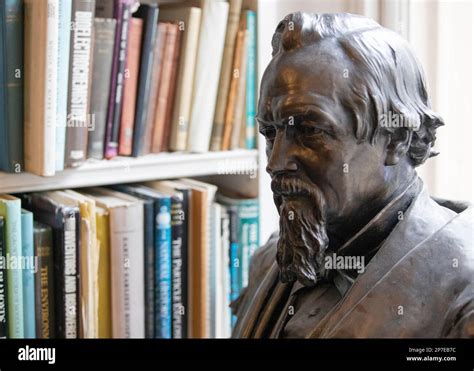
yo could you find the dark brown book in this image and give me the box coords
[151,23,181,153]
[88,18,117,159]
[118,17,143,156]
[34,221,55,338]
[141,22,167,155]
[65,0,96,168]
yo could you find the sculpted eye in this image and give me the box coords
[299,125,324,136]
[260,126,277,140]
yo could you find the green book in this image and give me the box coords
[21,209,35,338]
[0,194,24,338]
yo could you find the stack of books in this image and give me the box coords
[0,0,257,176]
[0,179,259,338]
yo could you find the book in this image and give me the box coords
[131,4,159,157]
[210,0,243,151]
[0,0,24,173]
[142,22,167,155]
[95,206,111,338]
[217,191,259,293]
[178,179,217,338]
[0,195,23,338]
[21,209,36,338]
[158,6,202,152]
[24,0,58,177]
[187,0,229,153]
[118,17,143,156]
[83,188,145,338]
[88,18,117,159]
[47,190,99,338]
[104,0,134,158]
[55,0,72,171]
[243,10,257,149]
[144,180,190,338]
[222,29,248,150]
[33,221,55,339]
[21,192,80,338]
[0,216,7,338]
[230,27,249,150]
[151,23,181,153]
[219,205,232,337]
[109,184,157,339]
[65,0,95,168]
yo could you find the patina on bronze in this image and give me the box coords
[232,12,473,338]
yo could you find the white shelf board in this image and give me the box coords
[0,150,258,193]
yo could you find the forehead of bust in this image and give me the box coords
[258,38,355,122]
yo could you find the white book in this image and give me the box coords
[187,0,229,152]
[44,0,58,176]
[24,0,58,176]
[220,206,232,338]
[84,188,145,339]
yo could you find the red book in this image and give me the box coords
[119,18,143,156]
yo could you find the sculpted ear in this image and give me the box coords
[384,129,413,166]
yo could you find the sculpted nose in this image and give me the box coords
[266,130,298,176]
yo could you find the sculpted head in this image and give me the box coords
[257,13,444,286]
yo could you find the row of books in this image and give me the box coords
[0,179,259,338]
[0,0,257,176]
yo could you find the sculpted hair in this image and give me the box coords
[271,12,444,166]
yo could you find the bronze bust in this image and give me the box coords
[232,12,473,338]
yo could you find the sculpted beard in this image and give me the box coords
[272,176,329,287]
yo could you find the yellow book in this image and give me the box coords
[95,206,111,338]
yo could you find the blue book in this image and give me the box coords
[0,195,24,338]
[21,209,35,338]
[0,0,24,173]
[155,196,172,338]
[55,0,72,171]
[244,10,257,149]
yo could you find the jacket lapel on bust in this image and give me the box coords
[308,184,458,338]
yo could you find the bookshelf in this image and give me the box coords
[0,0,268,340]
[0,150,258,193]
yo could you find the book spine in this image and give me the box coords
[220,206,232,337]
[34,222,55,339]
[227,205,239,327]
[88,18,117,159]
[245,11,257,149]
[170,195,184,338]
[44,0,59,176]
[105,0,132,159]
[0,198,23,338]
[55,0,72,171]
[21,210,36,338]
[155,197,172,338]
[0,0,24,173]
[187,0,229,153]
[118,17,143,156]
[143,23,167,155]
[236,201,259,289]
[210,0,242,151]
[178,188,189,338]
[0,217,7,338]
[110,203,145,338]
[65,0,95,168]
[95,210,111,338]
[57,208,79,338]
[131,4,159,157]
[160,24,181,152]
[151,23,172,153]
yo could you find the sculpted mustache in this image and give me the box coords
[271,177,314,196]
